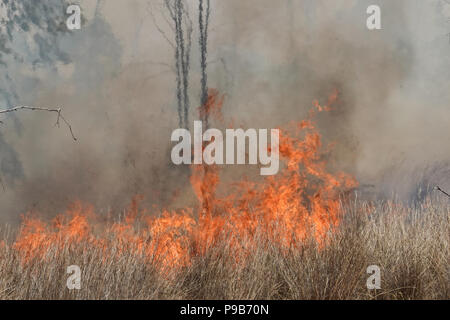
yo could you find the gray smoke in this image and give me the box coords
[1,0,450,225]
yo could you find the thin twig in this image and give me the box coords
[148,2,176,49]
[434,186,450,198]
[0,106,77,140]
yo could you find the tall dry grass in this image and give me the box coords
[0,198,448,300]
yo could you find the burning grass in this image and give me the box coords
[8,94,357,271]
[0,92,448,299]
[0,198,448,300]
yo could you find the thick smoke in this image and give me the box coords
[208,0,450,201]
[1,0,449,225]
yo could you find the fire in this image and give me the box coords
[12,90,357,270]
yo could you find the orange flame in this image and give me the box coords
[12,90,357,271]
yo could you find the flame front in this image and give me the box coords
[13,91,357,271]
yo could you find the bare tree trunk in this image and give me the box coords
[173,1,184,127]
[198,0,210,129]
[165,0,192,129]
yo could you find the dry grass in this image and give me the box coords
[0,198,448,300]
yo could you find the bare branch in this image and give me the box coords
[140,60,175,72]
[147,2,176,49]
[0,106,77,141]
[164,0,176,20]
[156,1,176,32]
[435,186,450,198]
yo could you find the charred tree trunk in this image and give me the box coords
[198,0,210,129]
[165,0,192,129]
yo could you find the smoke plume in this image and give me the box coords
[1,0,450,224]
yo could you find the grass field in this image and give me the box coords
[0,197,448,300]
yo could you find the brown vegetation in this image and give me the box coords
[0,198,448,300]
